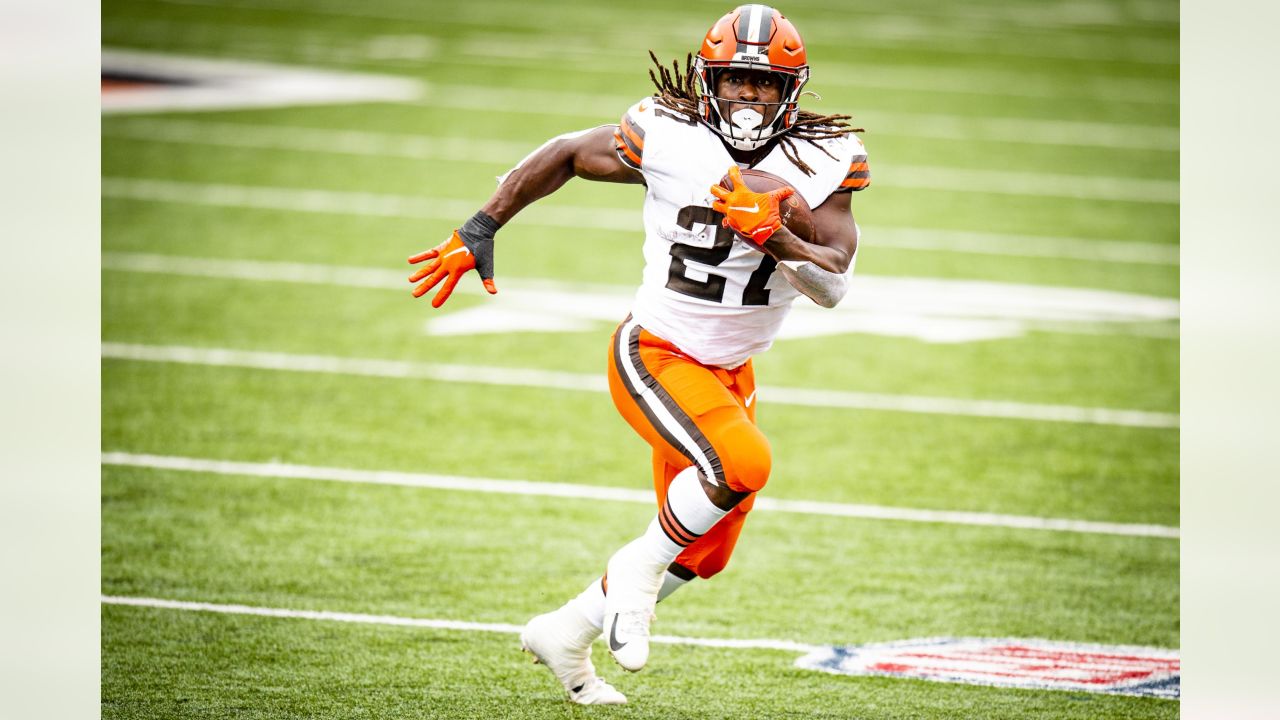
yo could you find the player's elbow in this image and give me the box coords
[811,284,847,308]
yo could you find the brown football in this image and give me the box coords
[719,168,816,242]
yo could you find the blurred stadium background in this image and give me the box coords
[101,0,1179,717]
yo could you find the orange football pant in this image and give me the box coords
[607,317,771,579]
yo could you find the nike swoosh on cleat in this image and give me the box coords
[608,616,628,652]
[571,683,584,694]
[729,204,760,213]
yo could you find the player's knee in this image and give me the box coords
[719,423,771,493]
[694,554,731,579]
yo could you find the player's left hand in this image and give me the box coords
[408,230,497,308]
[710,165,795,246]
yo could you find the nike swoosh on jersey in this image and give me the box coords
[443,246,471,259]
[608,615,629,651]
[730,204,760,213]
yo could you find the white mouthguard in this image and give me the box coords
[731,108,764,131]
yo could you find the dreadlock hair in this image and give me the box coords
[647,52,864,176]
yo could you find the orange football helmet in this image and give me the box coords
[694,4,809,151]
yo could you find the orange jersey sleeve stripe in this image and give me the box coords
[614,114,645,169]
[621,115,646,150]
[614,128,643,169]
[840,154,871,190]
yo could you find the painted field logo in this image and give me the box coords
[796,638,1179,699]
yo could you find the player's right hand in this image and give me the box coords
[710,166,795,246]
[408,230,498,309]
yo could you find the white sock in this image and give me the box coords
[650,465,729,554]
[657,569,692,602]
[568,577,607,632]
[575,569,690,631]
[606,467,728,606]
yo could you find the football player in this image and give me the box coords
[408,4,869,706]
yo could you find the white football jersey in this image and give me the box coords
[613,97,869,368]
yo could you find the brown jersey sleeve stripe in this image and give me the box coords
[618,127,643,161]
[622,114,646,144]
[615,115,645,169]
[614,127,642,170]
[839,154,870,190]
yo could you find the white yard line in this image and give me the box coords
[101,49,422,114]
[99,141,1177,263]
[869,228,1176,266]
[102,178,1176,254]
[104,110,1178,160]
[104,118,534,164]
[100,594,823,652]
[101,252,1179,343]
[102,27,1177,106]
[403,71,1177,121]
[102,177,635,232]
[147,0,1180,68]
[100,342,1179,429]
[107,107,1177,175]
[99,452,1179,538]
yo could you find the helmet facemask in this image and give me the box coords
[694,58,809,152]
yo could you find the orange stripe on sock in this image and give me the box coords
[660,504,698,546]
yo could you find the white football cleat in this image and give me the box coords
[566,676,627,706]
[604,608,656,672]
[521,607,627,706]
[603,539,666,671]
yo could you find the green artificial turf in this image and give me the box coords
[102,0,1179,715]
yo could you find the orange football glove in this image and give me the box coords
[709,165,796,246]
[408,230,498,308]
